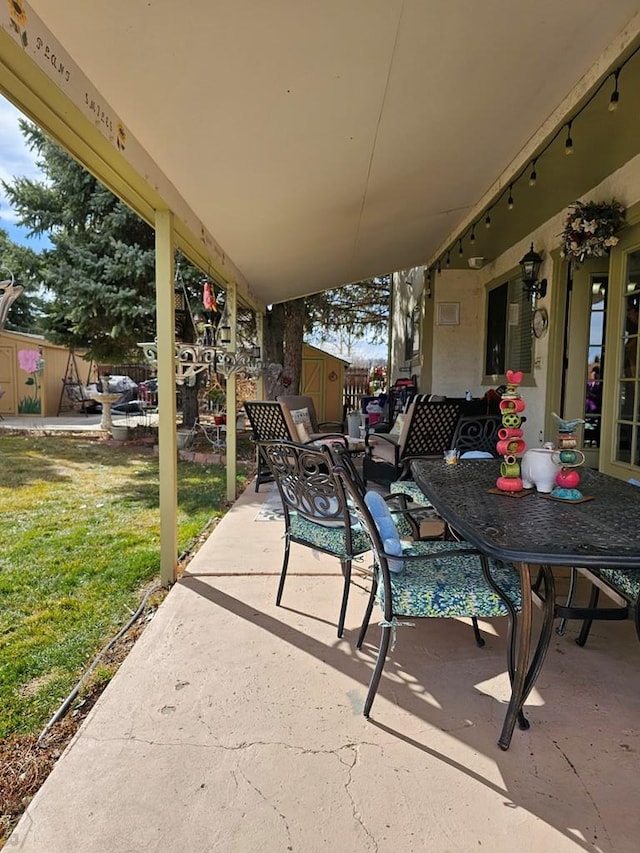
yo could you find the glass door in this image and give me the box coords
[563,260,609,469]
[614,250,640,468]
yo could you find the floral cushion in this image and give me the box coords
[376,540,522,618]
[390,480,432,507]
[596,568,640,603]
[289,512,370,556]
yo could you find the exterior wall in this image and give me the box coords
[0,330,92,417]
[430,269,484,397]
[390,152,640,453]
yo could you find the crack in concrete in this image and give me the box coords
[234,767,294,851]
[337,743,380,852]
[551,739,612,849]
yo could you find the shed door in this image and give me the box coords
[301,358,324,422]
[0,346,16,414]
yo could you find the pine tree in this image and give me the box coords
[0,229,44,332]
[2,121,159,362]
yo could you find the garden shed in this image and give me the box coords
[301,343,349,425]
[0,329,91,417]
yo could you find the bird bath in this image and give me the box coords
[89,377,122,432]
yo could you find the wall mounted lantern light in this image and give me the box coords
[519,243,547,301]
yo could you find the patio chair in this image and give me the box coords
[244,400,347,492]
[277,394,345,437]
[331,455,524,720]
[363,398,461,486]
[258,439,436,637]
[257,439,373,638]
[553,480,640,645]
[450,414,502,458]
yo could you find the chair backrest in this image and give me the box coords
[277,395,319,432]
[399,399,462,459]
[259,439,352,528]
[451,414,502,458]
[243,400,296,443]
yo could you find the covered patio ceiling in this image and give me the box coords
[25,2,640,305]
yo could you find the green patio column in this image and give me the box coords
[155,209,179,586]
[225,282,237,503]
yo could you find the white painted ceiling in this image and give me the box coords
[27,1,640,306]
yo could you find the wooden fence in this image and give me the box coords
[343,367,370,413]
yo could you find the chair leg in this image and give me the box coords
[471,616,486,647]
[275,536,291,607]
[337,559,352,638]
[357,569,378,649]
[576,584,600,647]
[556,567,578,636]
[481,554,530,731]
[363,624,392,718]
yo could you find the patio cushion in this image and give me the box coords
[596,568,640,602]
[290,407,313,442]
[366,434,400,465]
[387,413,406,439]
[377,540,522,618]
[365,490,403,572]
[390,480,431,507]
[289,512,370,555]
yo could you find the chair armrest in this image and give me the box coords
[370,420,393,434]
[306,433,347,447]
[365,432,401,465]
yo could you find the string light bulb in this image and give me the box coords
[529,159,537,187]
[609,69,620,112]
[565,121,574,155]
[437,260,442,275]
[458,239,463,257]
[484,212,491,229]
[446,250,451,267]
[470,225,476,245]
[507,184,514,210]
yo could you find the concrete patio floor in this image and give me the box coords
[7,476,640,852]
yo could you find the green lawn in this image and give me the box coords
[0,434,251,738]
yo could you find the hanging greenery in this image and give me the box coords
[560,199,626,262]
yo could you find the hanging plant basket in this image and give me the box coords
[560,199,625,263]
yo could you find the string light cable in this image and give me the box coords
[433,42,638,272]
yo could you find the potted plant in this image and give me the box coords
[208,388,226,424]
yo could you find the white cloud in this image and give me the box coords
[0,96,45,229]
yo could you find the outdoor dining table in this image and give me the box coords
[410,457,640,750]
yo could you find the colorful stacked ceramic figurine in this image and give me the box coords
[550,413,586,501]
[496,370,527,491]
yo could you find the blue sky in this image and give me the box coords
[0,96,51,250]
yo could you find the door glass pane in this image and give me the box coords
[614,249,640,466]
[584,276,607,448]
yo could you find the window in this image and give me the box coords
[614,249,640,467]
[484,277,533,378]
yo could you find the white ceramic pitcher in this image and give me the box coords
[520,445,560,493]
